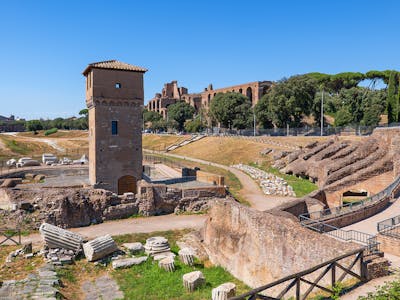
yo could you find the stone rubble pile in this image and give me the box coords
[232,164,296,197]
[41,247,75,265]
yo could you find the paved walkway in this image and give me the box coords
[145,150,295,211]
[22,214,207,245]
[341,199,400,235]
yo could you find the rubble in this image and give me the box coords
[83,234,118,262]
[232,164,296,197]
[182,270,205,292]
[178,248,195,266]
[159,256,175,272]
[144,236,170,255]
[111,256,147,269]
[39,223,83,253]
[212,282,236,300]
[122,242,144,254]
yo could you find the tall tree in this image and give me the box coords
[167,101,195,131]
[210,92,252,129]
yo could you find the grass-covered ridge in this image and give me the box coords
[249,162,318,197]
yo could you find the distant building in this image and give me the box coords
[146,80,274,119]
[0,115,25,132]
[83,60,147,194]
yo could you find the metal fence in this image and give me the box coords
[299,176,400,221]
[377,215,400,232]
[207,123,400,137]
[301,216,379,254]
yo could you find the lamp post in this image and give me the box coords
[320,90,324,136]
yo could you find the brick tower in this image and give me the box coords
[83,60,147,194]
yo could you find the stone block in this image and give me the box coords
[178,248,194,266]
[159,256,175,272]
[112,256,147,269]
[212,282,236,300]
[122,242,144,254]
[83,234,118,262]
[182,271,205,292]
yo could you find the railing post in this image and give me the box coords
[296,277,301,300]
[331,262,336,288]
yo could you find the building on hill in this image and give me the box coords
[146,80,274,120]
[83,59,147,194]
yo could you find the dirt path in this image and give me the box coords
[340,274,397,299]
[145,150,295,211]
[23,214,207,245]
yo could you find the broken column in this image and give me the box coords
[178,248,194,266]
[39,223,83,253]
[158,256,175,272]
[144,236,170,255]
[182,271,205,292]
[212,282,236,300]
[83,234,118,262]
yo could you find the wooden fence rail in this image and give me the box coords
[0,228,21,245]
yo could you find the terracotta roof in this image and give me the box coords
[82,60,147,75]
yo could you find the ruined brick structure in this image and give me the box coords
[83,60,147,194]
[147,80,273,119]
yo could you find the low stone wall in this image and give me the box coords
[320,196,391,229]
[377,233,400,256]
[196,170,224,186]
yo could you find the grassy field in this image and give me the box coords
[171,137,269,166]
[0,134,56,158]
[18,130,88,139]
[143,134,189,151]
[57,230,248,300]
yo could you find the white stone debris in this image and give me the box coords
[178,248,195,266]
[83,234,118,262]
[212,282,236,300]
[122,242,144,254]
[153,252,176,261]
[39,223,83,253]
[158,256,175,272]
[112,256,148,269]
[232,164,296,197]
[182,270,205,292]
[144,236,170,255]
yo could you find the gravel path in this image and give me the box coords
[23,214,207,245]
[145,150,296,211]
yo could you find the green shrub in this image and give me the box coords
[44,128,58,136]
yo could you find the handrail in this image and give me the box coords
[300,215,378,254]
[299,176,400,222]
[229,247,366,300]
[377,215,400,232]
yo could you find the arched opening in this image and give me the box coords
[246,87,253,103]
[208,94,211,106]
[118,175,137,195]
[239,88,243,94]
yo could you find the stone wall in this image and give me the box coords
[196,170,225,186]
[201,200,358,292]
[377,233,400,256]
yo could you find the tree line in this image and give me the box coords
[144,70,399,132]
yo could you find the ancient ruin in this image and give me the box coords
[84,60,147,194]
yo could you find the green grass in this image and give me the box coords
[1,138,30,155]
[111,230,249,300]
[44,127,58,136]
[249,162,318,197]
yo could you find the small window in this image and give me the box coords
[111,121,118,135]
[115,83,121,89]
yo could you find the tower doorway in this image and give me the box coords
[118,175,137,195]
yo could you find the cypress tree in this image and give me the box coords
[387,71,398,123]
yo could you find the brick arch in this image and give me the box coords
[246,87,253,103]
[118,175,137,195]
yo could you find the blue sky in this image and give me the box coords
[0,0,399,119]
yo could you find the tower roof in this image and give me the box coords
[82,60,147,75]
